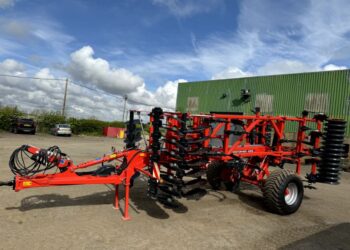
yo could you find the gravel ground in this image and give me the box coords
[0,132,349,250]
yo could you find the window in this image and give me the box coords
[304,93,329,113]
[255,94,274,113]
[187,97,199,112]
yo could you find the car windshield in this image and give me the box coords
[59,124,70,128]
[18,118,33,123]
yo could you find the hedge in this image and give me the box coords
[0,106,125,135]
[0,106,23,131]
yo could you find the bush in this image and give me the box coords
[35,111,66,133]
[0,106,126,136]
[68,118,126,135]
[0,106,23,131]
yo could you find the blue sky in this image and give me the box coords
[0,0,239,85]
[0,0,349,120]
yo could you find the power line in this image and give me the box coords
[0,73,116,97]
[67,81,157,111]
[69,80,123,99]
[68,80,102,92]
[1,73,131,102]
[0,73,123,100]
[0,73,157,110]
[0,73,66,81]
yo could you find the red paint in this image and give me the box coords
[103,127,125,138]
[9,110,326,220]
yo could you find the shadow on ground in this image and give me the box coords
[129,186,188,219]
[6,191,114,211]
[5,185,189,220]
[280,223,350,250]
[5,182,275,219]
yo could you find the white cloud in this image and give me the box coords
[126,31,262,83]
[129,0,349,81]
[0,0,14,9]
[118,79,184,110]
[213,61,347,80]
[0,37,25,58]
[236,0,350,74]
[257,60,319,76]
[1,1,350,120]
[322,64,347,71]
[212,67,251,80]
[152,0,224,18]
[154,79,186,108]
[67,46,182,111]
[0,20,30,38]
[0,59,126,120]
[0,44,183,120]
[0,58,24,73]
[68,46,144,95]
[0,16,74,64]
[32,21,74,50]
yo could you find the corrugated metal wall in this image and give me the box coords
[176,70,350,134]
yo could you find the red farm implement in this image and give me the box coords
[0,107,347,219]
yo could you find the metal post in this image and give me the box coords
[62,78,69,116]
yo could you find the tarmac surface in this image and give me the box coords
[0,132,349,249]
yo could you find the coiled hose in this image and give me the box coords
[9,145,64,177]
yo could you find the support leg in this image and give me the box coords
[296,158,301,175]
[113,184,119,210]
[122,180,131,220]
[311,162,317,175]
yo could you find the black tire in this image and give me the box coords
[262,169,304,215]
[206,161,223,190]
[224,179,240,193]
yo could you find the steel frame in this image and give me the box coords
[159,110,324,187]
[4,109,328,220]
[14,145,152,220]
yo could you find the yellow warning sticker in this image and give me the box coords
[110,154,117,159]
[23,181,32,187]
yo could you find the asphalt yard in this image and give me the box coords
[0,132,349,249]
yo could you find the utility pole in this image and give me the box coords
[122,94,128,122]
[62,78,68,116]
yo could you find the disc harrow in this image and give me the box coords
[1,107,348,219]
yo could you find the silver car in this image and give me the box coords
[52,124,72,136]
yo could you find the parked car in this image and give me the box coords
[10,118,36,134]
[51,124,72,136]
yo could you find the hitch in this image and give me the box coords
[0,180,14,187]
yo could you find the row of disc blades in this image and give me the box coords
[156,113,208,207]
[319,119,346,184]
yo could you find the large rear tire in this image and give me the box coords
[262,169,304,215]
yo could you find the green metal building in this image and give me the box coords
[176,69,350,134]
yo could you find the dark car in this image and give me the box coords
[10,118,36,134]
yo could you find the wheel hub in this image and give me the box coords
[284,183,298,205]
